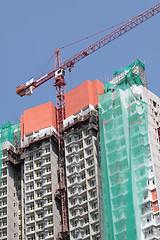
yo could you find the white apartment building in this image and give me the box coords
[63,104,103,240]
[0,140,22,240]
[21,126,61,240]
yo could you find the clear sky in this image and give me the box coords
[0,0,160,125]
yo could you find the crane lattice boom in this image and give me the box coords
[16,3,160,97]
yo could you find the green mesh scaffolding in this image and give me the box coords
[99,66,150,240]
[0,122,21,184]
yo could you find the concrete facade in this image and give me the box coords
[63,104,103,240]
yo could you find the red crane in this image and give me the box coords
[16,3,160,240]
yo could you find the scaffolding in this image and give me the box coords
[99,62,150,240]
[0,122,21,183]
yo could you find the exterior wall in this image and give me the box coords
[63,104,103,240]
[65,79,104,118]
[21,102,57,139]
[108,66,160,240]
[0,145,21,240]
[22,127,61,240]
[140,86,160,240]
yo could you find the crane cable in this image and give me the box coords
[59,14,141,50]
[34,12,144,79]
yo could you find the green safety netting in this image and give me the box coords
[0,122,21,184]
[99,67,150,240]
[113,59,145,76]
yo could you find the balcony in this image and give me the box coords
[44,219,53,229]
[26,175,34,183]
[25,166,34,173]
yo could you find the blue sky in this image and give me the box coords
[0,0,160,125]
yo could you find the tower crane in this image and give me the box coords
[16,3,160,240]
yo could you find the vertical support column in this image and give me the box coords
[54,75,69,239]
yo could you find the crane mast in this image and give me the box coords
[16,3,160,240]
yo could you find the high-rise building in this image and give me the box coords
[21,102,61,240]
[0,61,159,240]
[99,60,160,240]
[0,122,21,240]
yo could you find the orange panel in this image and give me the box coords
[65,79,104,118]
[21,79,104,139]
[21,102,57,139]
[153,201,159,213]
[152,189,158,201]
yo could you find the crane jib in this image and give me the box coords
[16,3,160,97]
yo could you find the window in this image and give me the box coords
[29,154,33,160]
[2,220,7,226]
[85,226,89,235]
[93,224,99,232]
[37,181,41,187]
[46,157,50,162]
[30,164,33,170]
[47,196,52,203]
[87,149,92,156]
[30,204,34,210]
[69,167,74,173]
[38,212,43,218]
[81,173,85,180]
[2,161,7,167]
[91,202,97,209]
[80,152,84,159]
[2,150,7,157]
[86,138,91,145]
[31,225,35,231]
[37,202,42,208]
[39,234,43,240]
[37,192,42,198]
[47,187,51,193]
[36,151,41,158]
[48,230,53,235]
[82,184,86,191]
[2,170,7,176]
[153,101,156,108]
[78,132,82,139]
[46,167,51,172]
[83,195,87,201]
[84,216,89,224]
[38,223,43,229]
[36,171,41,177]
[84,129,89,136]
[45,147,50,153]
[70,187,75,194]
[71,199,76,205]
[48,219,53,225]
[67,136,72,143]
[36,162,41,168]
[80,162,85,169]
[90,180,95,187]
[68,146,72,153]
[47,207,52,214]
[79,142,83,149]
[69,177,75,184]
[68,156,73,163]
[29,174,33,180]
[72,220,77,227]
[47,177,51,182]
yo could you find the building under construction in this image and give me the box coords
[0,60,160,240]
